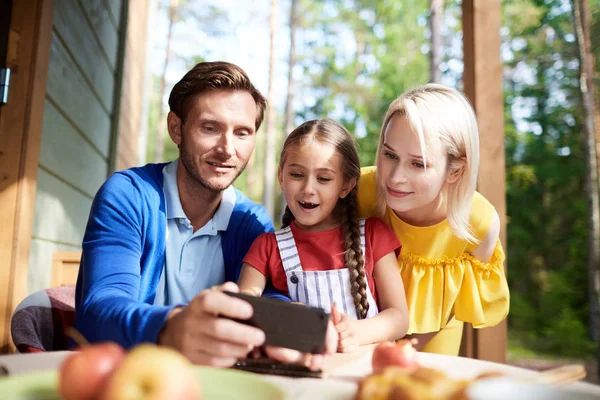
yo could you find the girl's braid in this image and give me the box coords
[340,189,369,319]
[281,206,295,228]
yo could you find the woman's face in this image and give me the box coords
[377,115,450,224]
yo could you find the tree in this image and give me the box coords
[263,0,279,219]
[429,0,444,83]
[573,0,600,377]
[279,0,299,222]
[154,0,179,163]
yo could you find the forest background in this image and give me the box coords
[143,0,600,382]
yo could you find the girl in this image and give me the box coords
[238,119,409,352]
[357,84,510,355]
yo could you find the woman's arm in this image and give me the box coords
[406,212,502,349]
[237,262,267,297]
[471,210,501,263]
[337,251,409,352]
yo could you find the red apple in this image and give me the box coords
[99,344,202,400]
[372,339,420,373]
[58,342,126,400]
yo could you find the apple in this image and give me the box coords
[58,342,126,400]
[372,339,420,373]
[100,344,202,400]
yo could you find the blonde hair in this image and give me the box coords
[375,84,480,243]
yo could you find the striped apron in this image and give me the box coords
[274,218,379,320]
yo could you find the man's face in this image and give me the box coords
[168,90,258,192]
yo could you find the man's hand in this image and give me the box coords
[158,282,265,367]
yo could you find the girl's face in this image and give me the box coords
[278,139,354,232]
[377,115,451,224]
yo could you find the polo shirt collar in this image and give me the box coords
[162,159,236,231]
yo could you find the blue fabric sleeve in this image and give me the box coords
[75,173,171,348]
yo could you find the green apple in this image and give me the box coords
[100,344,202,400]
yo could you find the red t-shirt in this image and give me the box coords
[243,217,400,304]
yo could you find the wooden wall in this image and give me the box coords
[28,0,152,294]
[0,0,54,353]
[27,0,123,293]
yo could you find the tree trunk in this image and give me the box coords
[429,0,444,83]
[263,0,279,219]
[573,0,600,380]
[154,0,178,162]
[279,0,298,223]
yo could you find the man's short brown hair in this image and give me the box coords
[168,61,267,130]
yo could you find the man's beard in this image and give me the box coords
[179,140,247,193]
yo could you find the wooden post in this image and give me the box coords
[0,0,53,353]
[461,0,508,363]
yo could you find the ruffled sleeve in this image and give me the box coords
[400,240,509,334]
[455,240,509,329]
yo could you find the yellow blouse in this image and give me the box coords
[358,167,509,354]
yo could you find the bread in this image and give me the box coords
[355,366,500,400]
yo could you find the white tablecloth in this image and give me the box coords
[1,347,599,399]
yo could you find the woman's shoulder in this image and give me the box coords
[358,167,378,217]
[469,192,499,241]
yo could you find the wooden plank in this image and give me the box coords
[40,99,109,197]
[52,0,115,110]
[114,0,150,171]
[106,0,123,28]
[31,168,93,247]
[461,0,507,363]
[0,0,53,353]
[28,239,80,294]
[78,0,119,67]
[46,32,112,158]
[51,251,82,288]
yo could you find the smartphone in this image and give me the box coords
[223,291,330,354]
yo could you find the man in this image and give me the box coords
[75,61,332,368]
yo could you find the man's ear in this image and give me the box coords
[446,157,466,184]
[167,111,183,146]
[340,177,357,199]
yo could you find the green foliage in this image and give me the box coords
[294,0,429,167]
[503,0,595,357]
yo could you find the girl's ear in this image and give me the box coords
[446,157,466,184]
[167,111,183,146]
[277,166,284,189]
[340,178,357,199]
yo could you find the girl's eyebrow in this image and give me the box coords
[288,163,337,173]
[409,154,424,160]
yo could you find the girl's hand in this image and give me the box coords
[331,302,342,325]
[335,313,360,353]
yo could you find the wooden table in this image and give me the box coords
[1,347,600,399]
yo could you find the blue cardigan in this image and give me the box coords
[75,163,286,347]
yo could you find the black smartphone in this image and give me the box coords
[223,291,330,354]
